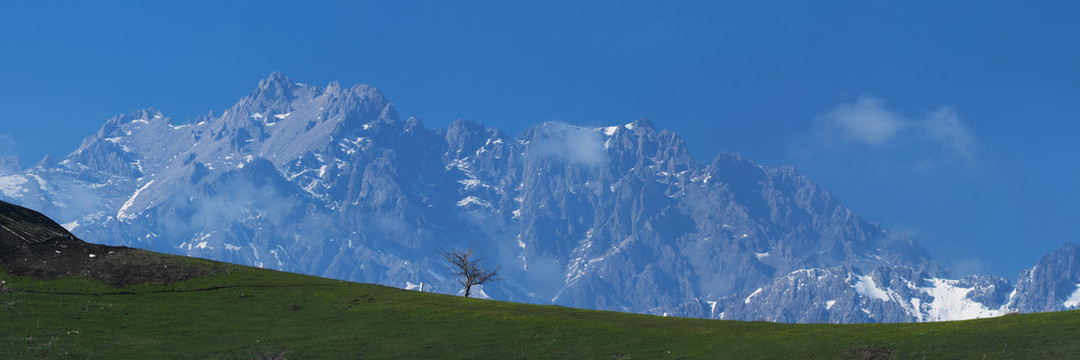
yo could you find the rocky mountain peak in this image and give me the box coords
[626,118,656,131]
[403,117,426,134]
[1010,242,1080,312]
[379,102,400,123]
[257,71,296,94]
[234,73,301,116]
[445,119,488,156]
[89,108,164,138]
[34,154,58,168]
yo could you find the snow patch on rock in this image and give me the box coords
[853,275,890,301]
[1063,283,1080,308]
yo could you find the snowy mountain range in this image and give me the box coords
[3,72,1079,323]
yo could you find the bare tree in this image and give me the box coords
[439,247,501,298]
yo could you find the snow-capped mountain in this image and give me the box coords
[1010,243,1080,313]
[2,72,1077,323]
[724,265,1013,323]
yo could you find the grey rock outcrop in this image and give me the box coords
[1009,242,1080,312]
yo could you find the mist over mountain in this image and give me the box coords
[2,73,1077,323]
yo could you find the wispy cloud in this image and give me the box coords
[922,107,976,163]
[808,96,979,167]
[820,96,908,145]
[526,122,605,165]
[0,133,15,155]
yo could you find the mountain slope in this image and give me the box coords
[0,73,1074,323]
[2,200,1079,359]
[7,262,1080,359]
[1010,243,1080,312]
[0,200,220,287]
[0,199,74,252]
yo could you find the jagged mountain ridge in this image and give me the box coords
[1,72,1077,322]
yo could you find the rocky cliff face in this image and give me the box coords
[1009,243,1080,313]
[726,265,1015,323]
[1,73,1076,322]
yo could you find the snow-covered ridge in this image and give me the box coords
[852,274,891,302]
[117,180,155,221]
[735,266,1017,323]
[1064,284,1080,308]
[919,278,1010,321]
[0,175,28,199]
[601,122,640,136]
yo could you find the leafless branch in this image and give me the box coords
[439,247,501,298]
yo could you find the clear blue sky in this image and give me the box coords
[1,1,1077,279]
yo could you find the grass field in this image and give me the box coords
[2,254,1078,359]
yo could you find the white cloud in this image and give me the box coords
[923,107,977,163]
[812,96,979,165]
[820,96,908,145]
[526,122,605,165]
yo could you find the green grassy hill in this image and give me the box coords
[1,199,1078,359]
[2,252,1079,359]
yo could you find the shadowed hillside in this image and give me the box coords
[0,200,75,252]
[0,200,219,287]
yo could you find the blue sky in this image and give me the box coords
[1,1,1077,278]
